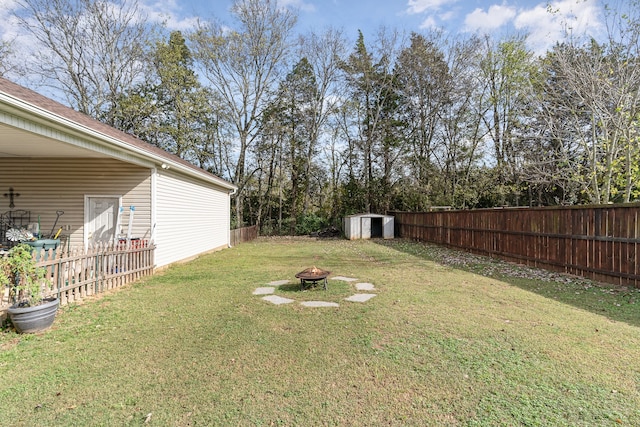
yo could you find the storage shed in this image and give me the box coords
[344,213,394,240]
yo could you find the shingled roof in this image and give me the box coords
[0,77,236,191]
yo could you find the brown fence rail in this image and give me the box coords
[392,205,640,288]
[2,241,155,309]
[230,225,258,247]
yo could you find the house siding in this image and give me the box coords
[1,77,237,272]
[155,169,230,267]
[0,158,151,248]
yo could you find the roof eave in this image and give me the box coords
[0,87,237,192]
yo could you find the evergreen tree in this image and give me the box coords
[111,31,216,168]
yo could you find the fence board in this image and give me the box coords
[230,225,258,247]
[1,242,155,309]
[392,204,640,288]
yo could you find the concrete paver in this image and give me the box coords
[345,293,377,303]
[262,295,295,305]
[332,276,358,282]
[253,287,275,295]
[255,275,378,307]
[300,301,340,307]
[355,282,375,291]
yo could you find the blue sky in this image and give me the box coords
[0,0,612,62]
[148,0,608,54]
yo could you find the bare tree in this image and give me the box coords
[477,35,537,206]
[296,28,347,212]
[534,1,640,204]
[395,31,451,206]
[249,26,346,233]
[0,40,14,77]
[190,0,297,226]
[437,35,490,208]
[15,0,152,123]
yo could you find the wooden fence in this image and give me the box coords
[1,241,155,309]
[392,204,640,288]
[230,225,258,246]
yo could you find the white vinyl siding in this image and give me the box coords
[0,158,151,248]
[1,78,236,270]
[155,169,230,267]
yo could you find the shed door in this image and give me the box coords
[361,217,371,239]
[86,196,121,246]
[371,217,383,237]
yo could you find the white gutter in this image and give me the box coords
[227,187,237,247]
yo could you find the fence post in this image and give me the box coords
[55,252,62,301]
[95,249,101,295]
[392,205,640,288]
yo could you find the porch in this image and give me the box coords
[1,77,236,270]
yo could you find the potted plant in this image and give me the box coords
[1,243,59,333]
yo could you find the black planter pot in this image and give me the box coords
[7,297,59,333]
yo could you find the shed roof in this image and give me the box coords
[345,213,394,219]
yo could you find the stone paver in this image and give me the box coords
[255,275,379,307]
[345,293,377,303]
[262,295,295,305]
[253,287,275,295]
[355,282,375,291]
[332,276,358,282]
[300,301,340,307]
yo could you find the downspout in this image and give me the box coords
[228,187,237,248]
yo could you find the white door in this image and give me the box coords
[86,196,121,246]
[361,217,371,239]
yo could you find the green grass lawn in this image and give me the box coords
[1,237,639,426]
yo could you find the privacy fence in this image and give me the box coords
[1,241,155,310]
[392,204,640,288]
[230,225,258,246]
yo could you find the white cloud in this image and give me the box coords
[0,0,19,14]
[279,0,316,13]
[141,0,214,31]
[464,4,516,32]
[457,0,603,55]
[439,10,456,22]
[515,0,603,54]
[419,15,438,29]
[406,0,456,15]
[139,0,316,31]
[0,0,40,75]
[0,0,21,42]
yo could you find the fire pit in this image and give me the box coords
[295,266,331,290]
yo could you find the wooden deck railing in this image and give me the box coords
[1,241,155,309]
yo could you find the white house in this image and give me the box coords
[344,213,394,240]
[0,77,236,268]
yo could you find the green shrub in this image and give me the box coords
[295,213,327,235]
